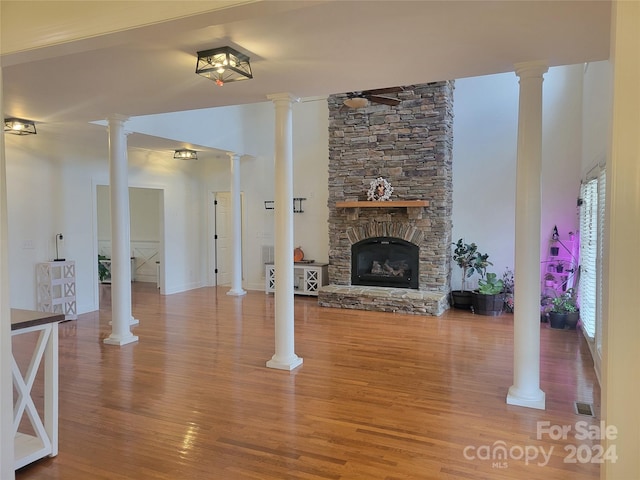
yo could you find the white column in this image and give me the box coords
[0,61,17,480]
[104,115,138,346]
[226,153,246,296]
[266,93,303,371]
[507,61,548,410]
[603,2,640,478]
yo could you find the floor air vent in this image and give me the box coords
[574,402,594,417]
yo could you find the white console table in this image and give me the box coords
[265,262,328,296]
[11,308,64,470]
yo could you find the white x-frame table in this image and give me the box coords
[11,309,64,470]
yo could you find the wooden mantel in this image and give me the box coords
[335,200,429,208]
[335,200,429,220]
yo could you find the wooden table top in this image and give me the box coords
[10,308,65,331]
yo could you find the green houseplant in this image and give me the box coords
[478,272,504,295]
[548,288,579,329]
[98,254,110,283]
[472,272,506,316]
[450,238,492,310]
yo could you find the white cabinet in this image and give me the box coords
[37,261,77,320]
[265,262,328,296]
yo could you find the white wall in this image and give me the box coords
[97,186,161,243]
[452,72,518,289]
[6,138,59,303]
[582,61,612,174]
[452,64,585,290]
[126,105,249,155]
[291,98,330,267]
[541,64,583,253]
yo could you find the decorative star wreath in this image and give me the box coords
[367,177,393,201]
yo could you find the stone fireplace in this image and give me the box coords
[317,81,454,316]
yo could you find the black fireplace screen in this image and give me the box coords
[351,237,419,289]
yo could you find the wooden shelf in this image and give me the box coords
[335,200,429,219]
[335,200,429,208]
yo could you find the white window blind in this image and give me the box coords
[579,178,598,338]
[596,168,606,354]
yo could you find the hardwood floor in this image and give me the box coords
[14,282,600,479]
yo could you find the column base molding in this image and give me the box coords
[266,354,303,371]
[227,288,247,296]
[506,386,546,410]
[103,334,139,346]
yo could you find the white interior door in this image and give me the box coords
[210,191,244,287]
[215,192,232,286]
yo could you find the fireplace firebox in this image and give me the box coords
[351,237,419,289]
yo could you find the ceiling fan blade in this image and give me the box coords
[363,86,403,96]
[368,95,401,106]
[344,97,369,108]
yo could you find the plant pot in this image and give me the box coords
[504,293,514,313]
[451,290,473,310]
[550,246,560,256]
[565,311,580,329]
[471,292,505,316]
[548,312,567,329]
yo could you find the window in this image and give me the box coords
[579,179,597,338]
[596,167,606,356]
[578,166,605,357]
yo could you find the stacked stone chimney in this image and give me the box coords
[319,81,454,315]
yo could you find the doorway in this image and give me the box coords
[96,186,164,304]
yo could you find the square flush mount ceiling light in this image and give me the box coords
[4,117,37,135]
[174,149,198,160]
[195,46,253,86]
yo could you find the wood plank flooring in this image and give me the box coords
[14,282,600,479]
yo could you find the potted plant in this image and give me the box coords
[564,288,580,329]
[472,272,505,316]
[548,288,579,329]
[502,268,514,313]
[450,238,491,310]
[540,293,553,323]
[98,254,110,283]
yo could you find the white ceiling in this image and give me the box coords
[1,1,611,151]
